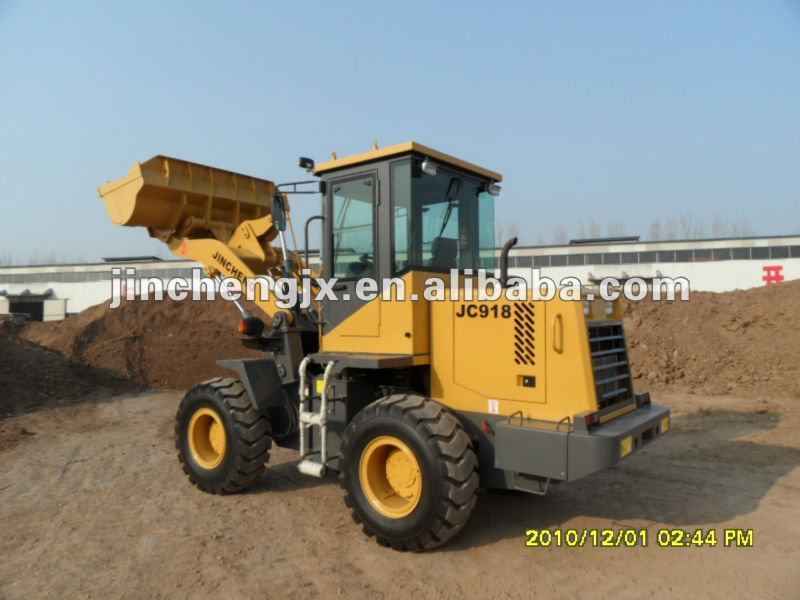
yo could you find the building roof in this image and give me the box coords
[0,258,194,271]
[102,256,162,263]
[507,233,800,253]
[314,141,503,182]
[569,236,641,246]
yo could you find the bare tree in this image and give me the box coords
[535,233,548,246]
[588,219,602,239]
[712,215,728,237]
[649,218,663,241]
[679,214,693,239]
[664,218,678,240]
[578,223,587,239]
[692,222,706,239]
[508,222,520,242]
[643,214,757,241]
[552,226,568,245]
[27,252,61,265]
[495,223,505,246]
[606,221,627,237]
[730,217,754,237]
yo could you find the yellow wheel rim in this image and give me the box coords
[188,407,227,470]
[359,436,423,519]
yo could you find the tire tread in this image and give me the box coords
[175,377,271,495]
[339,393,478,551]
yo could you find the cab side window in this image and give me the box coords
[331,176,375,278]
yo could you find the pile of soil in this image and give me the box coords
[4,280,799,411]
[0,322,138,418]
[624,279,800,398]
[19,298,263,392]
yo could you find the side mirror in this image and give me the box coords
[271,194,287,232]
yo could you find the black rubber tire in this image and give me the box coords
[175,377,271,494]
[339,394,478,551]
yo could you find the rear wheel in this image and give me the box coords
[175,377,271,494]
[339,394,478,551]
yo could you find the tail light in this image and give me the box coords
[635,391,651,407]
[238,317,265,337]
[583,412,599,428]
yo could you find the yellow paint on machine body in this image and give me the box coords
[322,279,623,422]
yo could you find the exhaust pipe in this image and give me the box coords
[499,236,518,285]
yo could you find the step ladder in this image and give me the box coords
[296,357,336,477]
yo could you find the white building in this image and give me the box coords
[1,235,798,321]
[0,257,200,320]
[505,234,800,293]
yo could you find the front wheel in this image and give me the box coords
[175,377,271,494]
[339,394,478,551]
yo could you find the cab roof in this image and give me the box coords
[314,141,502,182]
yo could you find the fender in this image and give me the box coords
[217,358,285,410]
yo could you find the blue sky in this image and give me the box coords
[1,1,799,263]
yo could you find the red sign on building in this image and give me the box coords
[762,265,784,284]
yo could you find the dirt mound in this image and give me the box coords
[20,298,262,391]
[0,322,138,418]
[625,280,800,398]
[8,280,800,405]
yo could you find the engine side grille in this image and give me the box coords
[588,321,634,412]
[513,303,536,365]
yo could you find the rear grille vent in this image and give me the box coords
[588,321,633,411]
[513,304,536,365]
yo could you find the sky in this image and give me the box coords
[1,1,799,264]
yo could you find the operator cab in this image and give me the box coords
[314,142,502,282]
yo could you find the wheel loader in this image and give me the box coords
[99,142,670,551]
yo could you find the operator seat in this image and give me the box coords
[345,260,371,278]
[429,237,458,269]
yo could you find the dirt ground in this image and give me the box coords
[1,390,798,599]
[2,282,799,597]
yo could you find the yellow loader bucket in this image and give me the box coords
[98,155,304,319]
[98,155,277,240]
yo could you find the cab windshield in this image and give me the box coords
[391,159,495,273]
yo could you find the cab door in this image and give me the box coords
[322,171,380,338]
